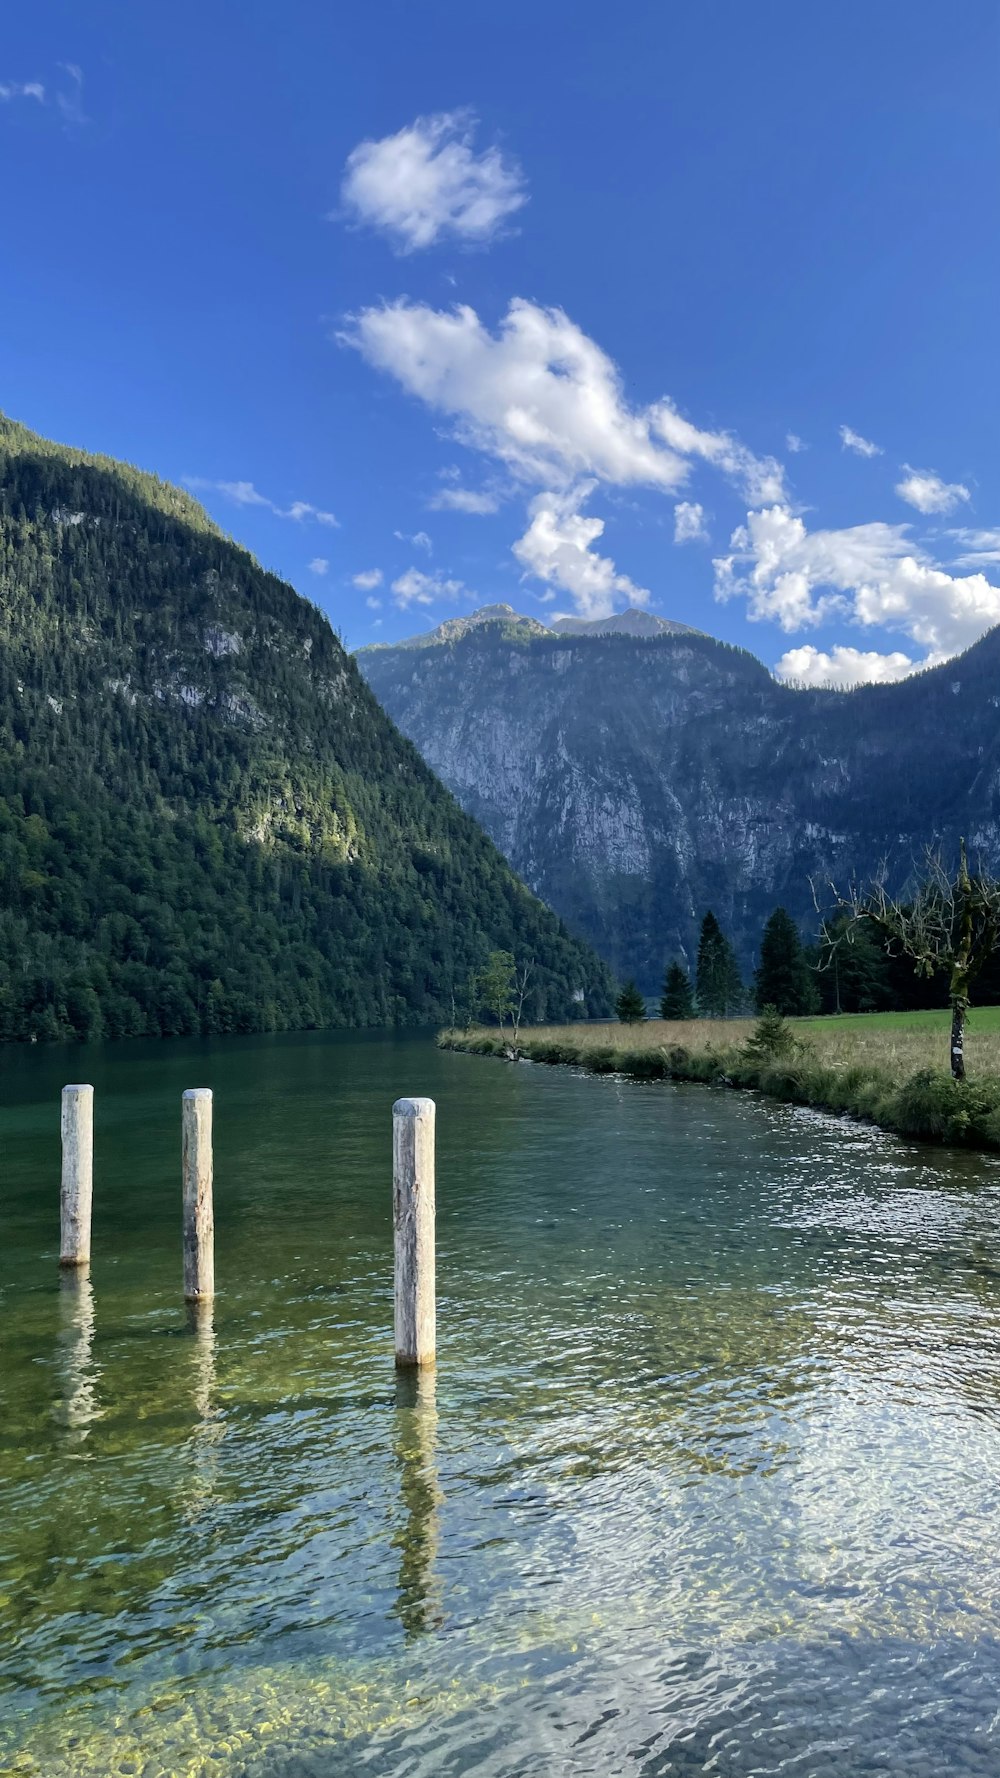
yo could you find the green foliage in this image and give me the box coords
[442,1029,1000,1152]
[754,906,818,1016]
[742,1005,797,1060]
[473,950,516,1027]
[0,417,614,1042]
[696,911,743,1017]
[812,913,895,1013]
[615,979,646,1024]
[659,960,694,1020]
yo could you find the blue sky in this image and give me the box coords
[3,0,999,682]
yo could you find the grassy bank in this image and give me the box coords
[438,1011,1000,1151]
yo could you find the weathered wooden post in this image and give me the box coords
[393,1097,436,1367]
[182,1089,214,1301]
[60,1084,94,1267]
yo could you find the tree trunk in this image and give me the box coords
[950,844,973,1082]
[950,997,967,1081]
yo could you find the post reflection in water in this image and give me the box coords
[393,1366,444,1639]
[55,1267,101,1441]
[183,1297,223,1519]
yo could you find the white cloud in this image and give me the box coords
[352,568,383,590]
[184,477,339,526]
[949,528,1000,569]
[344,297,783,501]
[393,528,432,552]
[365,595,382,610]
[673,500,708,544]
[390,567,465,609]
[774,643,920,688]
[0,80,45,101]
[895,466,970,515]
[428,485,500,514]
[653,402,785,503]
[339,109,526,253]
[513,483,649,620]
[839,424,882,458]
[56,62,86,125]
[308,557,329,576]
[715,503,1000,658]
[785,433,807,453]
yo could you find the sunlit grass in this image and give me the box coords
[440,1008,1000,1151]
[489,1009,1000,1077]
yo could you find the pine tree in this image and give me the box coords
[615,979,646,1023]
[814,913,892,1013]
[659,960,694,1020]
[696,911,742,1017]
[754,907,817,1016]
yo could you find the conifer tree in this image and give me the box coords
[696,912,742,1017]
[660,960,694,1020]
[615,979,646,1023]
[754,907,817,1016]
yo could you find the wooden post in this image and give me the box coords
[393,1097,436,1367]
[60,1085,94,1267]
[182,1089,214,1301]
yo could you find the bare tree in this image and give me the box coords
[509,960,533,1054]
[821,840,1000,1080]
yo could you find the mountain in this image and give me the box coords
[549,608,699,638]
[0,415,612,1041]
[357,612,1000,986]
[373,603,698,651]
[365,603,552,650]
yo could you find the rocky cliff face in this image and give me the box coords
[358,615,1000,985]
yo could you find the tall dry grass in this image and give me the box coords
[502,1016,1000,1077]
[439,1013,1000,1151]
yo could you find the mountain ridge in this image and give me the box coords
[359,603,701,653]
[357,616,1000,985]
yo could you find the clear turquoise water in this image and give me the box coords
[2,1030,1000,1776]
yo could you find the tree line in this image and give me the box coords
[615,896,1000,1027]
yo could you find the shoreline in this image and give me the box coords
[438,1025,1000,1154]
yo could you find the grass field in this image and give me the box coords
[439,1007,1000,1152]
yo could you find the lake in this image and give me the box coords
[2,1029,1000,1776]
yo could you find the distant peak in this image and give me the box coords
[356,602,703,655]
[361,604,551,652]
[549,608,699,638]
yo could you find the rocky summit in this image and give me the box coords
[358,611,1000,986]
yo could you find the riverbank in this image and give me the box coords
[438,1013,1000,1150]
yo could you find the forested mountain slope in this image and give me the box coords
[358,613,1000,986]
[0,416,611,1040]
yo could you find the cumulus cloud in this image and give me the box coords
[390,566,465,608]
[352,568,383,590]
[428,484,499,514]
[365,595,382,610]
[308,558,329,576]
[840,425,882,458]
[673,500,708,544]
[513,484,649,620]
[785,433,807,453]
[715,504,1000,658]
[895,466,970,515]
[344,297,783,502]
[339,110,526,253]
[774,643,920,688]
[184,477,338,526]
[0,80,45,101]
